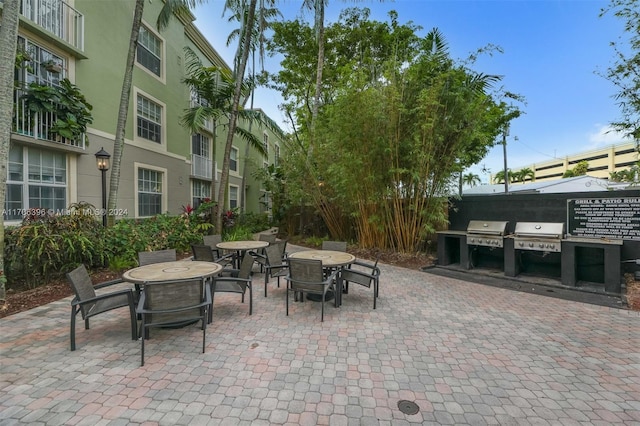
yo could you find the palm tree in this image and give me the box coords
[0,0,21,303]
[519,167,535,183]
[493,169,512,184]
[106,0,146,225]
[180,49,280,159]
[462,173,481,187]
[224,1,282,211]
[302,0,326,134]
[159,0,265,231]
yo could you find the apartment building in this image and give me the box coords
[509,141,638,183]
[4,0,283,225]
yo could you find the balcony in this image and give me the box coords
[3,0,85,50]
[192,154,212,179]
[12,84,86,150]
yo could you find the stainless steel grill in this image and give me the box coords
[466,220,509,248]
[512,222,565,253]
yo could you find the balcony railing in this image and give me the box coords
[12,85,85,149]
[192,154,212,179]
[10,0,85,50]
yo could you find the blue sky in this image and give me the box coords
[193,0,631,183]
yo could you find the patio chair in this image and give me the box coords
[210,253,254,320]
[341,257,381,309]
[66,264,137,351]
[254,233,277,272]
[203,235,236,267]
[138,249,176,266]
[321,240,347,280]
[203,234,222,259]
[137,277,211,366]
[285,258,339,322]
[251,242,289,297]
[259,233,277,244]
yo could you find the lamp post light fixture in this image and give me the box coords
[95,147,110,227]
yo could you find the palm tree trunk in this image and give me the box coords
[240,49,257,212]
[107,0,145,225]
[0,0,21,303]
[311,0,325,130]
[216,0,257,232]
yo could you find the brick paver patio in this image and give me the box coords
[1,245,639,425]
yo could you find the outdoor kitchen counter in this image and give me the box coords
[561,237,623,294]
[436,230,469,268]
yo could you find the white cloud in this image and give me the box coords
[587,124,631,149]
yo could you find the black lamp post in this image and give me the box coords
[95,147,110,227]
[502,124,510,194]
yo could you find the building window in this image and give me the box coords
[263,133,269,155]
[138,168,163,216]
[229,185,238,209]
[192,133,210,158]
[137,94,162,143]
[230,147,238,172]
[4,145,66,221]
[16,37,65,86]
[192,180,211,208]
[274,144,280,167]
[137,26,162,77]
[190,88,214,132]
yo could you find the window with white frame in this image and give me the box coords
[229,185,239,209]
[230,147,238,172]
[262,133,269,155]
[274,144,280,167]
[137,25,162,77]
[4,145,67,221]
[192,133,210,158]
[137,94,162,143]
[138,168,163,216]
[192,179,210,208]
[16,37,65,87]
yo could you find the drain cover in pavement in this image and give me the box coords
[398,400,419,415]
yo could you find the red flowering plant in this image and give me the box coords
[181,203,195,215]
[222,209,237,228]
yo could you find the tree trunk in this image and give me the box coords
[216,0,257,232]
[0,0,21,303]
[240,50,257,212]
[107,0,145,225]
[311,0,325,130]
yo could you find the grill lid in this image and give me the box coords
[466,220,508,236]
[514,222,565,239]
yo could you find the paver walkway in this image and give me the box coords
[1,245,639,425]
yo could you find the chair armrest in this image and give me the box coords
[216,252,236,261]
[72,288,135,307]
[347,260,380,276]
[248,250,266,261]
[213,276,251,286]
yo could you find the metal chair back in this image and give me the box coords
[138,249,176,266]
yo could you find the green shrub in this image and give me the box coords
[4,203,213,289]
[223,225,254,241]
[235,212,272,233]
[5,202,106,289]
[104,214,205,266]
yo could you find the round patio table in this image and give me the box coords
[123,260,222,284]
[123,260,223,328]
[287,250,355,305]
[216,240,269,268]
